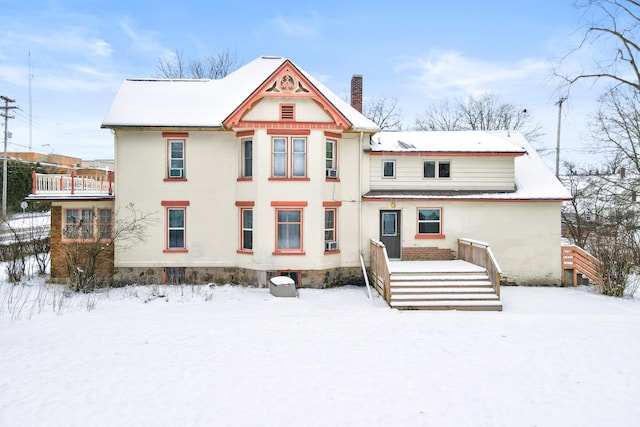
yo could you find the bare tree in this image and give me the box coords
[156,49,241,79]
[556,0,640,91]
[64,204,156,292]
[415,93,544,143]
[364,97,402,130]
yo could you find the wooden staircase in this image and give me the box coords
[388,265,502,311]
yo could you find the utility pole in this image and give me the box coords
[555,96,567,178]
[1,96,17,216]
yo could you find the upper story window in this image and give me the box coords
[242,138,253,178]
[382,160,396,178]
[326,140,338,179]
[424,160,451,178]
[168,139,185,179]
[272,137,307,179]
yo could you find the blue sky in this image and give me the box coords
[0,0,611,168]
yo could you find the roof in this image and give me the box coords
[369,130,527,154]
[101,56,378,131]
[364,131,571,201]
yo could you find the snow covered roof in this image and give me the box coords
[364,131,571,201]
[101,56,378,131]
[369,130,526,154]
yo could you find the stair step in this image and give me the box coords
[391,286,496,295]
[390,280,493,288]
[390,274,489,282]
[391,293,500,302]
[390,300,503,311]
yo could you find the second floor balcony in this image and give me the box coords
[28,170,114,201]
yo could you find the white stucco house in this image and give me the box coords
[29,56,570,301]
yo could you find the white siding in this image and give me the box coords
[242,98,334,122]
[369,154,516,191]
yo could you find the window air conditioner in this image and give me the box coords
[326,168,338,178]
[325,240,338,251]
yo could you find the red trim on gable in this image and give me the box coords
[235,201,255,207]
[367,151,524,157]
[322,201,342,207]
[242,121,341,130]
[161,200,190,207]
[324,131,342,139]
[162,132,189,138]
[266,129,311,136]
[223,60,352,130]
[236,130,255,137]
[271,201,308,207]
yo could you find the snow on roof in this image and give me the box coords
[370,130,526,153]
[101,56,378,131]
[365,131,571,201]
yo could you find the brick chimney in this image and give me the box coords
[351,74,363,113]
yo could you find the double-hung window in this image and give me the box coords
[271,137,307,179]
[168,139,185,178]
[417,208,443,236]
[272,202,307,254]
[162,201,189,251]
[168,208,185,249]
[241,208,253,251]
[242,139,253,178]
[424,160,451,178]
[98,209,112,239]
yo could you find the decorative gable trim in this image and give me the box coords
[223,60,352,130]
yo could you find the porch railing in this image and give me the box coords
[458,238,502,297]
[561,244,601,286]
[31,171,113,196]
[370,239,391,302]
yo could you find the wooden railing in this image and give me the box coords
[31,171,113,196]
[561,245,601,286]
[458,238,502,297]
[370,239,391,302]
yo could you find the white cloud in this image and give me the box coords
[119,19,173,58]
[398,50,551,99]
[268,13,320,38]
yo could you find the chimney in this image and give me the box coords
[351,74,363,113]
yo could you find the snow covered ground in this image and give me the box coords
[1,279,639,427]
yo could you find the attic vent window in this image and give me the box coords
[280,104,295,121]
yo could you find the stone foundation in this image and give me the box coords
[113,266,364,288]
[402,246,455,261]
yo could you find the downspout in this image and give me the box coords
[358,131,363,256]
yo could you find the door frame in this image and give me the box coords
[380,209,401,259]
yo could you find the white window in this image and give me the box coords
[167,208,185,249]
[326,139,337,176]
[424,160,450,178]
[382,160,395,178]
[242,139,253,178]
[98,209,112,239]
[241,208,253,251]
[168,140,185,178]
[417,208,442,235]
[276,208,302,252]
[272,137,307,178]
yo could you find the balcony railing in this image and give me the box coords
[31,171,114,196]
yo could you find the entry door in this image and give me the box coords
[380,210,401,259]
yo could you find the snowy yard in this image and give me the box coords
[1,280,639,427]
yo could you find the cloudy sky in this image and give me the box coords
[0,0,617,168]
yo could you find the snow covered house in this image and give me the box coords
[28,56,570,306]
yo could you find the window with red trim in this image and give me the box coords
[168,139,185,179]
[272,137,307,178]
[167,208,186,250]
[324,208,338,251]
[240,208,253,251]
[417,208,442,235]
[326,139,338,179]
[275,208,303,252]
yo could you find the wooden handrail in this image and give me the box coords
[369,239,391,302]
[561,245,601,286]
[458,238,501,297]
